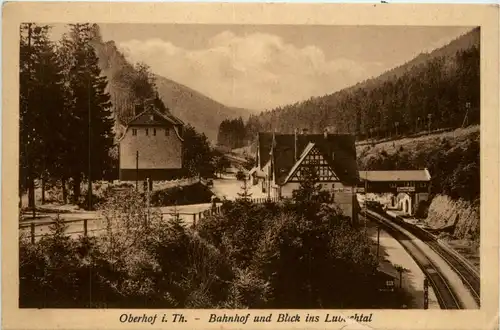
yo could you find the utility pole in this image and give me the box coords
[87,54,92,211]
[145,177,150,227]
[462,102,471,128]
[423,278,429,309]
[135,151,139,191]
[364,169,368,231]
[376,226,381,259]
[26,23,36,219]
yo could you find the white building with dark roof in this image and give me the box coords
[118,97,185,182]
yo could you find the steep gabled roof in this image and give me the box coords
[260,132,359,185]
[127,107,182,126]
[282,142,316,183]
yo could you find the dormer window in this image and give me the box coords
[132,129,137,136]
[149,114,154,121]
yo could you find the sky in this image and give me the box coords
[49,24,474,111]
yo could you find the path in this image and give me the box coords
[365,220,440,309]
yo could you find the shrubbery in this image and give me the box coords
[20,171,400,308]
[150,182,213,207]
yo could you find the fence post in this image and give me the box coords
[30,223,35,244]
[83,219,88,237]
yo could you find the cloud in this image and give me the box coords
[118,32,384,110]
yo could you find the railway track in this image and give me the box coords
[364,210,463,309]
[381,211,480,307]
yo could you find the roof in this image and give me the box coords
[248,167,266,178]
[359,169,431,182]
[127,107,183,127]
[118,107,184,143]
[258,132,359,185]
[282,142,316,183]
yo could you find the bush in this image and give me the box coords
[415,200,430,219]
[20,171,396,309]
[150,183,213,206]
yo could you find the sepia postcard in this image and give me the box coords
[2,2,499,330]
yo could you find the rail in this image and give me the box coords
[382,212,480,306]
[20,196,282,243]
[364,210,462,309]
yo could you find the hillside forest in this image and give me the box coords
[216,27,481,245]
[217,28,479,146]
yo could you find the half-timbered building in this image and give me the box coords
[254,130,359,221]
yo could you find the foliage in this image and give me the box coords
[211,150,231,178]
[217,117,247,149]
[150,182,214,207]
[358,129,480,203]
[182,124,215,178]
[21,152,398,309]
[236,178,253,200]
[19,23,115,208]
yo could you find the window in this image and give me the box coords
[153,128,157,136]
[132,129,137,136]
[165,128,170,136]
[146,128,149,136]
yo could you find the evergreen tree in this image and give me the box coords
[20,23,67,210]
[182,124,213,178]
[58,24,114,204]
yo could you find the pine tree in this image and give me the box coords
[237,177,253,201]
[20,23,68,210]
[58,24,114,205]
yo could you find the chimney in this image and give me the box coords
[302,128,308,135]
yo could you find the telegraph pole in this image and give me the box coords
[26,23,36,219]
[462,102,471,128]
[135,151,139,190]
[87,56,92,211]
[376,225,381,259]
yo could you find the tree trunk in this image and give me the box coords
[41,177,45,204]
[73,175,81,204]
[62,177,67,204]
[28,177,36,218]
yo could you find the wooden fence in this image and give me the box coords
[20,197,282,243]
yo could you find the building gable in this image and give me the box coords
[127,108,176,127]
[258,132,359,185]
[284,143,340,183]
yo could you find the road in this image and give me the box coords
[20,176,246,240]
[366,210,479,309]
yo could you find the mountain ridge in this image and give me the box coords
[92,38,255,142]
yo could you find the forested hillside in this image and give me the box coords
[357,126,480,248]
[218,27,479,149]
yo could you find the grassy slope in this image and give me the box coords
[356,125,479,164]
